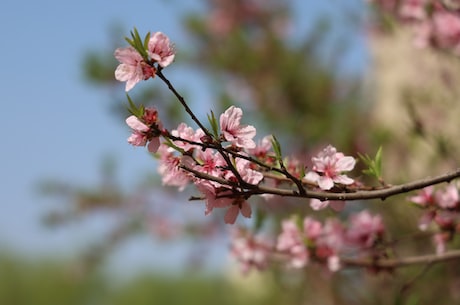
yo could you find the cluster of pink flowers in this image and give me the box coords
[114,32,175,91]
[156,105,263,224]
[229,228,274,274]
[230,210,385,273]
[369,0,460,55]
[277,211,384,272]
[408,183,460,253]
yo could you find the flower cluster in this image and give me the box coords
[114,32,175,91]
[369,0,460,55]
[408,183,460,253]
[230,210,385,273]
[115,29,460,276]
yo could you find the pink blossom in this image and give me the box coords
[316,219,345,256]
[220,106,256,149]
[399,0,427,20]
[195,180,252,224]
[246,135,273,158]
[408,186,434,207]
[418,210,435,231]
[435,184,459,209]
[310,198,346,211]
[304,145,356,190]
[157,145,191,191]
[303,217,322,241]
[194,148,227,183]
[276,219,309,268]
[171,123,204,151]
[230,228,274,274]
[231,157,264,185]
[147,32,175,68]
[195,180,233,216]
[432,10,460,54]
[125,115,160,153]
[114,47,155,91]
[346,211,384,248]
[224,199,252,224]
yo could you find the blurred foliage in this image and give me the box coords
[2,251,460,305]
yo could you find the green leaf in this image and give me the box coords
[271,135,282,162]
[207,111,219,138]
[143,31,151,50]
[126,94,144,117]
[358,146,383,181]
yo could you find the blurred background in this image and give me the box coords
[1,0,460,304]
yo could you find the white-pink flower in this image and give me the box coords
[408,186,434,207]
[220,106,256,149]
[230,228,274,274]
[346,211,384,248]
[114,47,155,91]
[310,198,346,211]
[435,184,459,209]
[224,199,252,224]
[125,115,160,153]
[156,144,191,191]
[148,32,175,68]
[304,145,356,190]
[276,219,309,268]
[432,10,460,54]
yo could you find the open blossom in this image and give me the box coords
[126,116,160,153]
[224,198,252,224]
[114,47,155,91]
[432,10,460,54]
[220,106,256,149]
[156,144,191,191]
[304,145,356,190]
[408,185,434,207]
[171,123,205,151]
[125,107,162,153]
[310,198,346,211]
[435,184,459,209]
[346,211,384,249]
[114,32,175,91]
[276,219,309,268]
[230,228,274,274]
[148,32,175,68]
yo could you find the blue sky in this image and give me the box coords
[0,0,367,274]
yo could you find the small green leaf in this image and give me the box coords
[143,31,151,50]
[126,94,144,117]
[358,146,383,182]
[271,135,282,161]
[207,110,219,138]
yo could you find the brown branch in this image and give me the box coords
[181,165,460,202]
[341,249,460,269]
[156,69,211,136]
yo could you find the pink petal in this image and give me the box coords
[310,199,329,211]
[240,201,252,218]
[317,176,334,190]
[224,206,240,224]
[126,116,149,132]
[147,137,161,153]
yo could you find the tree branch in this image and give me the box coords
[341,249,460,269]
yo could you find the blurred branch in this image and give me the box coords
[342,249,460,269]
